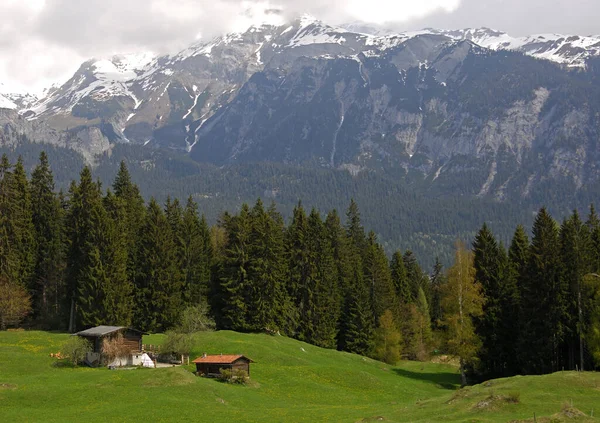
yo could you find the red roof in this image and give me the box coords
[192,354,253,364]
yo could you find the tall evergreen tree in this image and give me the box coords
[519,208,566,374]
[30,152,66,327]
[218,205,252,331]
[324,210,352,350]
[306,208,340,348]
[180,197,212,305]
[403,250,429,304]
[340,201,373,355]
[112,161,146,297]
[560,211,592,370]
[0,155,19,285]
[134,198,183,332]
[246,200,291,333]
[65,167,108,330]
[364,231,397,322]
[390,251,411,304]
[286,202,310,336]
[102,191,134,326]
[12,157,36,290]
[473,224,519,378]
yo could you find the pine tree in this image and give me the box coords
[560,211,592,370]
[246,200,290,333]
[180,197,212,305]
[218,205,252,331]
[364,231,397,323]
[391,251,411,304]
[0,155,19,286]
[519,208,566,374]
[65,167,109,330]
[339,200,373,355]
[112,161,146,294]
[102,191,133,326]
[443,241,484,386]
[30,152,66,327]
[324,210,352,350]
[473,224,520,378]
[135,198,183,332]
[307,208,340,348]
[286,203,311,337]
[12,157,36,291]
[403,250,429,304]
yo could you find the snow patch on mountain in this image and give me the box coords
[0,94,17,110]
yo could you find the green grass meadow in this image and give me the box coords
[0,330,598,422]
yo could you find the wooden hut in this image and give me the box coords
[74,326,147,366]
[192,354,253,377]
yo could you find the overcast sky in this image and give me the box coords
[1,0,599,95]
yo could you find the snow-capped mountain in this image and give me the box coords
[3,15,600,200]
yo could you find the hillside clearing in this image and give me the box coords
[0,331,598,422]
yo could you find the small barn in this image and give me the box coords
[74,325,147,367]
[193,354,254,377]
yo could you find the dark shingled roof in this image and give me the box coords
[74,326,147,337]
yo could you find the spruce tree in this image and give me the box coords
[180,197,211,305]
[112,161,146,297]
[341,201,373,355]
[286,203,311,337]
[403,250,429,304]
[0,155,19,285]
[246,200,290,333]
[135,198,183,332]
[391,251,411,304]
[473,224,520,378]
[324,210,352,350]
[218,205,252,331]
[30,152,66,327]
[560,211,592,370]
[102,191,133,326]
[519,208,566,374]
[65,167,108,330]
[12,157,36,291]
[306,208,340,348]
[364,231,397,323]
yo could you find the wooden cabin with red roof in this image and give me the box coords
[192,353,253,377]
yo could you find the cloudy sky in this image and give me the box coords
[1,0,598,95]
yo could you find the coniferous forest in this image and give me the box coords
[1,152,600,383]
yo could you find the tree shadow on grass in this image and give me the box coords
[391,367,461,390]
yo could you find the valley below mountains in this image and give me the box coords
[2,15,600,264]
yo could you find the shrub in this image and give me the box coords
[506,392,520,403]
[60,337,92,366]
[161,331,194,363]
[0,278,32,330]
[177,303,215,334]
[102,334,132,366]
[219,368,249,385]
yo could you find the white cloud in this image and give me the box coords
[344,0,461,24]
[0,0,598,96]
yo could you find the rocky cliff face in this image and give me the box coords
[2,16,600,202]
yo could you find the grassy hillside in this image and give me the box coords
[0,330,598,422]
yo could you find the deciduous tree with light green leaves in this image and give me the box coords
[443,241,484,386]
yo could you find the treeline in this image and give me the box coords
[465,209,600,379]
[1,153,599,381]
[0,153,437,362]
